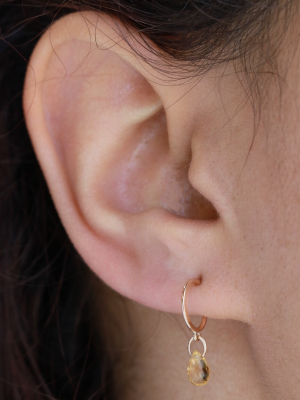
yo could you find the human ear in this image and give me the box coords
[23,12,253,322]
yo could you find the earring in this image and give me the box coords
[182,278,210,386]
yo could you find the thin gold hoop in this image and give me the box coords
[181,278,207,333]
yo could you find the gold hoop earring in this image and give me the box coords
[182,278,210,386]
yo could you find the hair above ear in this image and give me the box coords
[23,11,254,324]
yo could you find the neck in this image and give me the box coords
[105,295,265,400]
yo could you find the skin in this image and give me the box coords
[23,11,300,400]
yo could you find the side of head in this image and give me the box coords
[2,1,300,399]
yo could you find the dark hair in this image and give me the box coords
[0,1,291,399]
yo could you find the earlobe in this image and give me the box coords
[23,11,253,324]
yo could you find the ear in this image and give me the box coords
[23,12,252,322]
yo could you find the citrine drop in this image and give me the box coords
[187,350,210,386]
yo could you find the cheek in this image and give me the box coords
[191,71,300,323]
[235,103,300,316]
[232,100,300,391]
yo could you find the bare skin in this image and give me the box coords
[23,11,300,399]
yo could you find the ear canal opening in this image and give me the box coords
[162,163,219,221]
[176,186,219,220]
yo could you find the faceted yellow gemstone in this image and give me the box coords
[187,350,210,386]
